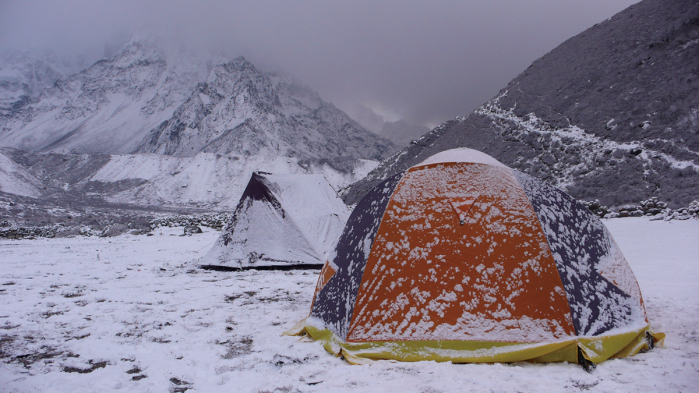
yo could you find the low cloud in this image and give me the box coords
[0,0,639,129]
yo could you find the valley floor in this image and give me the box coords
[0,218,698,392]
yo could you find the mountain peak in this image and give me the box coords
[210,56,262,81]
[101,39,165,70]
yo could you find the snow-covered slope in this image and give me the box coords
[88,153,377,209]
[0,150,44,197]
[0,147,377,210]
[0,50,85,122]
[345,0,699,208]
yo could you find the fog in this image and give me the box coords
[0,0,639,129]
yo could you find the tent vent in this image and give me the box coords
[449,197,477,225]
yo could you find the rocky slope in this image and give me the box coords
[345,0,699,209]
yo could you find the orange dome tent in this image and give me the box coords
[287,148,663,366]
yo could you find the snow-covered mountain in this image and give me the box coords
[0,40,211,154]
[138,58,394,161]
[0,39,394,161]
[0,150,44,198]
[345,0,699,209]
[0,39,395,210]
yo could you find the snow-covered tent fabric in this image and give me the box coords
[288,148,663,365]
[202,172,350,269]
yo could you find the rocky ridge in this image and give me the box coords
[581,197,699,220]
[344,0,699,209]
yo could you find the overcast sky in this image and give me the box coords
[0,0,639,129]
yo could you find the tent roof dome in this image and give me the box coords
[414,147,507,168]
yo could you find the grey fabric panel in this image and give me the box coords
[514,170,644,336]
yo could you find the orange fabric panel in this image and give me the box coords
[316,262,337,296]
[311,262,337,310]
[347,163,575,343]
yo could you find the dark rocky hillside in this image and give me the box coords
[345,0,699,209]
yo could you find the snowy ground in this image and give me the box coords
[0,218,698,392]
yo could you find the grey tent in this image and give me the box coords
[202,172,350,269]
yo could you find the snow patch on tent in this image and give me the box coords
[347,164,575,343]
[596,238,643,304]
[352,311,573,343]
[264,174,350,258]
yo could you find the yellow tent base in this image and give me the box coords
[284,318,664,366]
